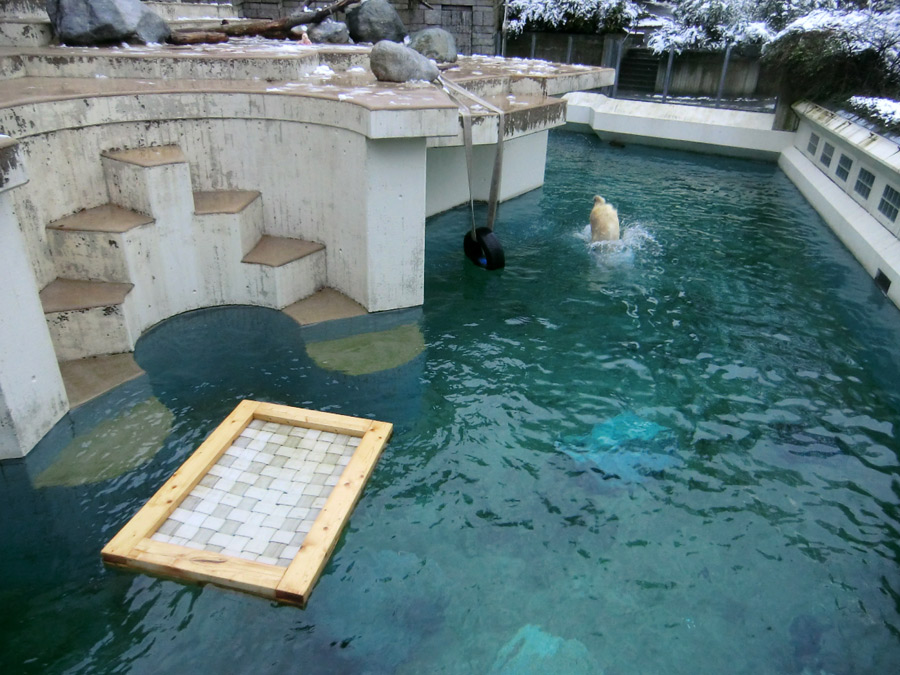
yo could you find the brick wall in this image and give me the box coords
[394,0,499,56]
[235,0,500,55]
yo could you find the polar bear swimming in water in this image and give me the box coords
[589,195,620,242]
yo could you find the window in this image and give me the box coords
[855,168,875,200]
[819,142,834,168]
[836,154,852,181]
[807,132,820,155]
[878,184,900,222]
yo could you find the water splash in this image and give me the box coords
[577,223,660,265]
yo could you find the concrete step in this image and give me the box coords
[192,189,264,305]
[283,287,367,326]
[47,204,155,283]
[242,235,327,309]
[193,190,261,217]
[39,278,136,360]
[242,235,324,267]
[102,145,189,217]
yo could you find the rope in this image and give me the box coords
[438,75,506,234]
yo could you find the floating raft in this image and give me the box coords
[101,400,392,607]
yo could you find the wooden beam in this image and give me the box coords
[101,399,259,564]
[254,401,374,436]
[128,538,285,599]
[276,420,392,606]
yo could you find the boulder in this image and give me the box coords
[369,40,439,83]
[408,27,457,64]
[45,0,170,45]
[346,0,406,44]
[307,19,352,44]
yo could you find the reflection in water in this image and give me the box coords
[33,397,173,488]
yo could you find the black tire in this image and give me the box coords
[463,227,505,270]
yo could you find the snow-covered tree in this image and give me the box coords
[763,7,900,101]
[506,0,643,36]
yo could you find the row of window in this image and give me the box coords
[808,132,900,223]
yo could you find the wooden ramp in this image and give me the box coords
[102,400,392,607]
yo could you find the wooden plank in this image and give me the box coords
[276,420,392,606]
[101,399,259,564]
[126,538,284,599]
[254,401,374,436]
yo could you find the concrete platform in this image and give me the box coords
[564,92,794,160]
[48,204,153,233]
[40,278,133,313]
[242,236,324,267]
[283,288,367,326]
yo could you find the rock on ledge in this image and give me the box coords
[409,27,458,64]
[370,40,439,83]
[46,0,170,46]
[346,0,406,44]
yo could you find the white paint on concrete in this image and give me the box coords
[793,103,900,237]
[0,144,67,459]
[780,145,900,307]
[363,138,427,312]
[564,92,794,160]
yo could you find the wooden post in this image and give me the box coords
[566,35,574,64]
[530,32,537,59]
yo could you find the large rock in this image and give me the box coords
[346,0,406,44]
[408,27,458,64]
[307,19,352,44]
[46,0,170,45]
[370,40,439,83]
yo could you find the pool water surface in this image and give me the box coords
[1,131,899,674]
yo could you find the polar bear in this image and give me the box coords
[590,195,620,242]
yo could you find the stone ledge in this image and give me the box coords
[48,204,154,233]
[102,145,187,167]
[242,235,325,267]
[40,278,133,313]
[283,287,367,326]
[193,190,261,215]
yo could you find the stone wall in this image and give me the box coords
[236,0,499,56]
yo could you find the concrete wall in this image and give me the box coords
[564,92,794,160]
[8,116,429,312]
[425,131,548,216]
[0,139,68,460]
[793,103,900,237]
[657,51,766,98]
[781,102,900,305]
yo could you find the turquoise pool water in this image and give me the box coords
[2,131,899,674]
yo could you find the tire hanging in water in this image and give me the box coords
[440,75,506,270]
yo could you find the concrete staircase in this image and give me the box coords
[39,144,326,361]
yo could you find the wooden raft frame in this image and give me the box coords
[101,400,392,607]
